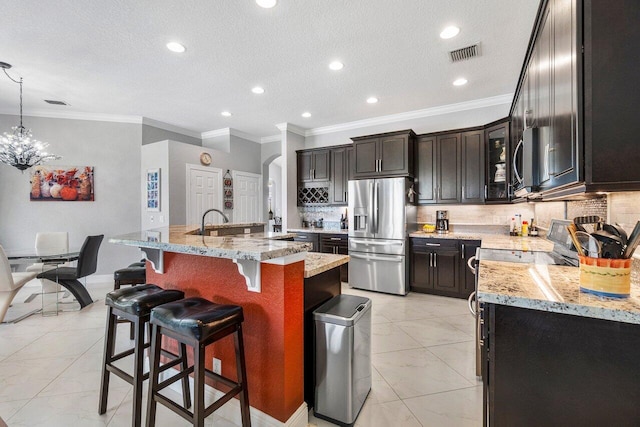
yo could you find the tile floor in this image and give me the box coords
[0,281,482,426]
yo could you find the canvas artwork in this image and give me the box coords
[29,166,94,201]
[147,169,160,211]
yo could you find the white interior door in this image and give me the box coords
[186,165,223,226]
[232,171,262,223]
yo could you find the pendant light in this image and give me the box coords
[0,62,61,171]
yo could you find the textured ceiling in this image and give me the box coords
[0,0,540,138]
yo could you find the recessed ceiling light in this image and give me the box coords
[166,42,186,53]
[329,61,344,71]
[366,97,378,104]
[221,111,232,117]
[301,112,311,118]
[256,0,277,8]
[252,86,265,94]
[440,26,460,39]
[453,78,468,86]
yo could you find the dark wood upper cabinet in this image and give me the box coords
[485,121,510,202]
[461,130,485,203]
[416,136,436,204]
[437,134,461,203]
[510,0,640,198]
[351,130,415,179]
[297,149,329,183]
[329,146,350,205]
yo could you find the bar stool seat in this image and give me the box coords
[146,297,251,427]
[99,284,190,427]
[150,297,243,340]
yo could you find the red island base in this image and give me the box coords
[146,251,305,424]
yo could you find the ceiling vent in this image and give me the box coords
[44,99,68,105]
[449,43,481,62]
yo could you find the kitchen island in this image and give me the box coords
[477,259,640,426]
[109,225,346,426]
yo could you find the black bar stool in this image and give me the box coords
[114,262,147,339]
[99,284,191,427]
[146,297,251,427]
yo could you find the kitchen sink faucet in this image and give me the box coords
[201,208,229,235]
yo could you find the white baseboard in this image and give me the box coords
[160,368,308,427]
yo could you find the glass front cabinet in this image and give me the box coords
[485,121,510,202]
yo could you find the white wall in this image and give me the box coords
[281,128,305,229]
[268,161,282,218]
[0,114,142,275]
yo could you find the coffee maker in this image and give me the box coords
[436,210,449,234]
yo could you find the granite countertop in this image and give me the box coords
[109,226,310,261]
[410,231,554,252]
[288,228,348,235]
[304,253,349,278]
[478,260,640,325]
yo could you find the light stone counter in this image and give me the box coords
[109,226,310,262]
[304,253,349,278]
[410,231,554,252]
[478,260,640,325]
[288,228,348,235]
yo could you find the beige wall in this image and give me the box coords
[417,204,535,226]
[608,192,640,235]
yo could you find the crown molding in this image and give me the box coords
[275,122,306,136]
[0,109,144,124]
[201,127,230,139]
[141,117,201,139]
[305,93,513,137]
[228,129,261,143]
[261,134,281,144]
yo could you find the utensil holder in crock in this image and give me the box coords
[579,256,631,297]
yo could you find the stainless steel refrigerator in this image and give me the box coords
[348,177,416,295]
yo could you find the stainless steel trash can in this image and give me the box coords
[314,294,372,426]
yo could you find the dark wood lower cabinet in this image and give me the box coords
[319,234,348,282]
[484,303,640,426]
[410,238,461,297]
[293,232,320,252]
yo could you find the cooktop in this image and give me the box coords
[478,219,579,267]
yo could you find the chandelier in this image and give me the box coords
[0,62,61,171]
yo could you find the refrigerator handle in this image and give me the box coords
[373,181,379,233]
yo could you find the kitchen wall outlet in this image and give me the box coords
[244,228,251,234]
[213,357,221,375]
[150,215,154,222]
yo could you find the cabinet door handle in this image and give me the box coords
[434,253,437,268]
[484,184,488,199]
[425,242,441,247]
[379,158,382,171]
[462,186,465,200]
[330,237,342,241]
[298,236,308,239]
[345,191,348,202]
[429,252,433,267]
[461,244,465,259]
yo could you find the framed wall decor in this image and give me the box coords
[29,166,94,201]
[146,168,160,211]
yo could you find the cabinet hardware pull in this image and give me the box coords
[434,253,437,267]
[513,139,524,184]
[330,237,341,241]
[425,242,441,247]
[379,158,382,171]
[462,186,465,199]
[298,236,308,239]
[429,252,432,267]
[484,184,488,199]
[461,244,465,259]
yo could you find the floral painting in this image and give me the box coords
[30,166,94,201]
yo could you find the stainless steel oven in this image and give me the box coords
[467,219,579,376]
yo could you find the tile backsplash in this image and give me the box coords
[417,204,535,226]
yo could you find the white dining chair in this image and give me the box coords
[0,245,38,323]
[25,232,69,300]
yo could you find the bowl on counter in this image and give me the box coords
[422,224,436,233]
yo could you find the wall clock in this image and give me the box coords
[200,152,212,166]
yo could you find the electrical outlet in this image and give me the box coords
[244,228,251,234]
[213,357,221,375]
